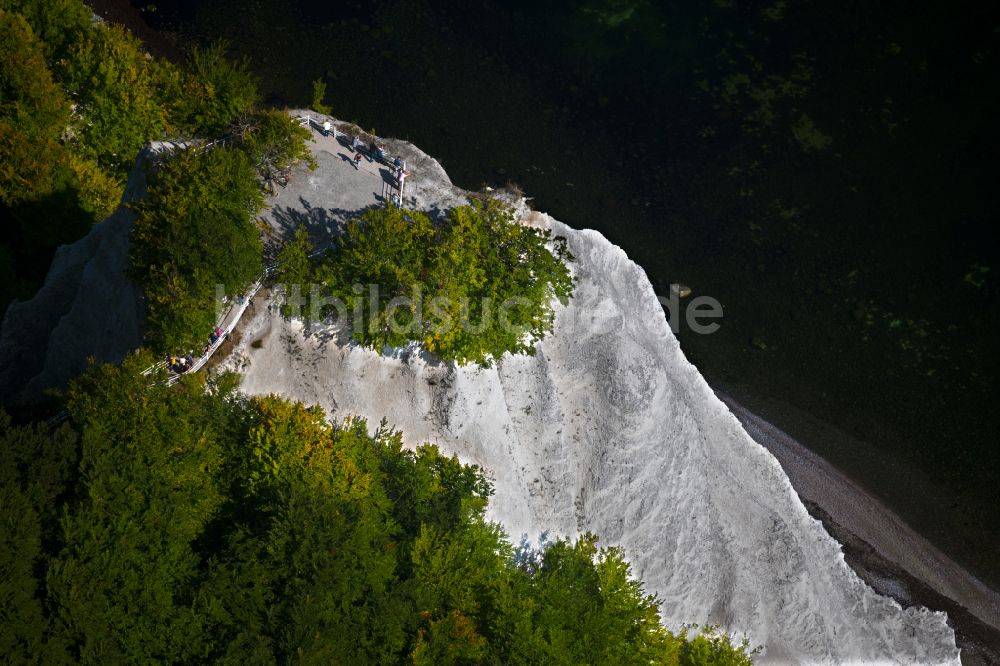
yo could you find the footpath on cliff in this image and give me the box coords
[258,113,469,252]
[147,113,475,384]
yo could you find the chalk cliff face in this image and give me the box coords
[219,126,960,664]
[0,142,179,403]
[2,122,961,663]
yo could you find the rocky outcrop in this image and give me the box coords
[219,121,962,664]
[0,141,179,403]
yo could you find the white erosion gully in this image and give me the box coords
[219,116,960,664]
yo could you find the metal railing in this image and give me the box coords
[148,239,337,386]
[298,114,406,202]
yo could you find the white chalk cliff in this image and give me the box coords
[0,142,186,403]
[220,124,960,664]
[0,123,962,663]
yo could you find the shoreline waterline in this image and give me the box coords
[715,388,1000,656]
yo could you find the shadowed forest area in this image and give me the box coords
[0,356,751,663]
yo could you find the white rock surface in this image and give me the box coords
[0,141,182,403]
[1,117,962,662]
[220,122,961,664]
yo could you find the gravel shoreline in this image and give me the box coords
[805,500,1000,666]
[717,390,1000,664]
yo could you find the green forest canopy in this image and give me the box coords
[130,98,315,353]
[0,358,752,664]
[276,200,575,366]
[0,0,307,324]
[126,107,313,354]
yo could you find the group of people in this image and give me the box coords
[346,133,410,205]
[349,137,408,179]
[164,328,227,376]
[167,354,195,374]
[350,135,390,168]
[316,118,412,190]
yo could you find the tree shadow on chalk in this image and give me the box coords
[267,196,383,248]
[301,317,451,370]
[302,319,353,349]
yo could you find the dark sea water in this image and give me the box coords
[134,0,1000,587]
